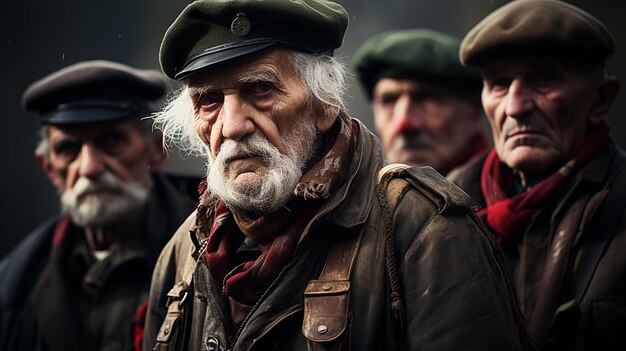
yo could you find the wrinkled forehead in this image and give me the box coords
[481,55,586,78]
[186,47,298,89]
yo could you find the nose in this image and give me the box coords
[78,144,105,179]
[220,93,255,142]
[505,79,534,119]
[392,95,422,136]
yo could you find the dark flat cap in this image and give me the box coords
[160,0,348,80]
[460,0,614,66]
[23,60,168,125]
[353,29,482,100]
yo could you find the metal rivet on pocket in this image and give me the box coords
[206,336,219,351]
[322,284,332,291]
[317,325,328,334]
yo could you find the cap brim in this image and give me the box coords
[174,38,278,81]
[40,100,155,125]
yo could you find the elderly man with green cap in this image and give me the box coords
[352,29,488,175]
[0,60,196,351]
[449,0,624,349]
[142,1,526,350]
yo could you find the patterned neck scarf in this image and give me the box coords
[196,114,357,323]
[478,121,609,247]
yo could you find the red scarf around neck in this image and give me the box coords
[197,115,357,312]
[478,122,609,246]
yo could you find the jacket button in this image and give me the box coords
[317,325,328,334]
[322,284,332,291]
[206,336,219,351]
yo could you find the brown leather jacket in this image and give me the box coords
[448,142,626,350]
[143,120,523,351]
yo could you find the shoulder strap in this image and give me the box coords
[573,156,626,301]
[302,225,362,345]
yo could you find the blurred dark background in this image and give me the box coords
[2,0,625,257]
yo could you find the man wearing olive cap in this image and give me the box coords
[142,1,526,350]
[0,60,196,351]
[353,29,489,175]
[449,0,624,349]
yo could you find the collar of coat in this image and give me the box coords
[188,117,384,253]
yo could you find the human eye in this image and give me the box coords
[99,130,128,155]
[198,93,223,108]
[534,70,559,87]
[53,140,81,161]
[485,76,511,93]
[249,81,275,96]
[377,93,398,106]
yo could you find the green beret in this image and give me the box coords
[460,0,615,67]
[22,60,167,125]
[352,29,482,100]
[160,0,348,80]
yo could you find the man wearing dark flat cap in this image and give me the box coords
[353,29,489,176]
[142,1,527,350]
[449,0,624,349]
[0,60,195,351]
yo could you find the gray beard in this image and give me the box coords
[205,117,318,214]
[60,171,150,228]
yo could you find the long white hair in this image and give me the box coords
[152,51,349,155]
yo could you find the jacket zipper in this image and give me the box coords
[229,259,297,349]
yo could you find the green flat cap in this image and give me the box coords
[23,60,167,125]
[353,29,482,100]
[460,0,614,66]
[160,0,348,80]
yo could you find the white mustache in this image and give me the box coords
[69,172,125,201]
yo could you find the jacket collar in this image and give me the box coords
[188,117,385,250]
[576,141,619,185]
[321,119,383,228]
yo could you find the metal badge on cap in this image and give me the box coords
[231,13,251,37]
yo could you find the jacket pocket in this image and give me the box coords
[302,280,351,350]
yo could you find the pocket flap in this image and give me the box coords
[302,279,350,343]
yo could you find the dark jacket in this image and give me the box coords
[0,173,196,351]
[448,142,626,350]
[143,120,523,351]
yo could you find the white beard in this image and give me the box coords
[205,115,318,214]
[60,171,150,227]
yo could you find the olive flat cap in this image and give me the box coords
[353,29,482,100]
[160,0,348,80]
[23,60,168,125]
[460,0,615,66]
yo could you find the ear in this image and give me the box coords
[590,76,620,125]
[314,102,339,132]
[148,131,167,171]
[35,148,62,188]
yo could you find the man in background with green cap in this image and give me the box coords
[142,1,526,350]
[450,0,625,349]
[353,29,488,176]
[0,60,196,351]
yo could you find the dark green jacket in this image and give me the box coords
[144,120,522,351]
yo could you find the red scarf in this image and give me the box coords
[478,122,609,246]
[197,114,357,319]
